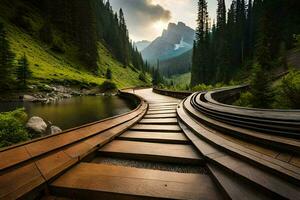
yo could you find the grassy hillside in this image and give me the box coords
[165,73,191,91]
[0,0,150,89]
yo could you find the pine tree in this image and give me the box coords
[152,60,163,86]
[105,68,112,80]
[16,54,31,88]
[0,23,15,90]
[215,0,231,83]
[217,0,226,32]
[250,14,274,108]
[191,0,208,86]
[245,0,254,59]
[118,9,130,65]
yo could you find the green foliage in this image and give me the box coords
[249,63,274,108]
[99,80,117,92]
[274,70,300,109]
[105,68,112,79]
[138,72,146,82]
[0,22,15,90]
[12,6,33,33]
[17,54,32,88]
[94,1,145,70]
[192,84,214,92]
[39,23,53,44]
[233,92,254,107]
[191,0,300,87]
[0,108,29,148]
[51,37,65,54]
[0,0,150,89]
[296,34,300,48]
[191,82,232,92]
[164,73,191,91]
[152,68,164,86]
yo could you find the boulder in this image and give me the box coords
[26,116,47,134]
[50,126,62,134]
[23,95,37,102]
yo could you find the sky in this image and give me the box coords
[110,0,232,42]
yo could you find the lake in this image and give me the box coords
[0,95,135,130]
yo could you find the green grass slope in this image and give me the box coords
[0,0,150,89]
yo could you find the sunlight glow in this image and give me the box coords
[153,20,167,32]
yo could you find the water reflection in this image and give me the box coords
[0,96,135,130]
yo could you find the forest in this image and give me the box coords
[191,0,300,109]
[0,0,149,92]
[192,0,299,85]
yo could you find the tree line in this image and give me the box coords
[191,0,300,86]
[0,23,31,90]
[23,0,146,73]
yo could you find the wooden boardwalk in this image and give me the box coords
[50,88,222,199]
[1,88,299,199]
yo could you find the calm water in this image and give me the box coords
[0,96,135,130]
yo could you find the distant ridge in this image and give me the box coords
[141,22,195,63]
[135,40,151,51]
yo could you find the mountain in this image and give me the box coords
[135,40,151,51]
[159,49,192,77]
[141,22,195,63]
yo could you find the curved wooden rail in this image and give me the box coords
[177,87,300,199]
[1,87,300,200]
[153,88,192,99]
[194,88,300,137]
[0,90,148,200]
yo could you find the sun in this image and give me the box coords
[153,20,167,31]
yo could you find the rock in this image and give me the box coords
[26,116,47,134]
[44,84,52,91]
[23,95,37,102]
[28,85,37,89]
[50,126,62,134]
[62,93,72,98]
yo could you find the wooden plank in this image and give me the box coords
[0,163,45,200]
[144,113,177,118]
[36,151,76,181]
[149,103,179,107]
[119,131,189,144]
[148,106,177,110]
[182,98,300,178]
[139,118,178,125]
[130,124,182,132]
[178,105,300,199]
[207,164,272,200]
[98,140,202,164]
[147,110,176,115]
[50,163,221,200]
[0,146,31,170]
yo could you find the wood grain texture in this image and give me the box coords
[119,131,189,144]
[99,140,202,164]
[51,163,221,200]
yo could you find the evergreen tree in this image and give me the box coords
[105,68,112,80]
[215,0,231,83]
[0,23,15,90]
[250,13,274,108]
[118,9,130,65]
[152,60,163,86]
[191,0,209,86]
[16,54,31,88]
[190,0,300,89]
[245,0,254,59]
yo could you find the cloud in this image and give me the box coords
[110,0,171,41]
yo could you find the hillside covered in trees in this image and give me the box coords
[0,0,149,90]
[191,0,300,86]
[189,0,300,109]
